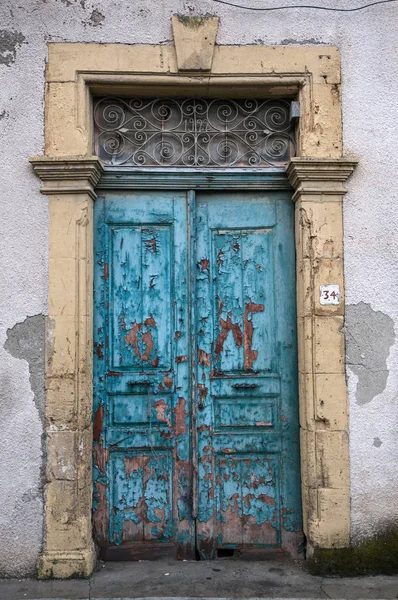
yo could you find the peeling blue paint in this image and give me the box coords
[93,186,301,559]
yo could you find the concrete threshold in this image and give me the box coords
[1,558,398,600]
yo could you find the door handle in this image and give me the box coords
[232,383,258,389]
[127,380,151,387]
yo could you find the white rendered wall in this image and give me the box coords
[0,0,397,575]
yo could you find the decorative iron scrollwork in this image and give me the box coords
[93,97,296,168]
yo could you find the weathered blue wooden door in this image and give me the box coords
[93,191,195,560]
[93,188,302,560]
[194,191,302,558]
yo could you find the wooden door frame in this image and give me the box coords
[30,32,356,578]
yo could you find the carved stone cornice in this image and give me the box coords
[29,156,104,200]
[286,157,357,201]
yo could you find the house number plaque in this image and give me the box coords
[320,284,340,305]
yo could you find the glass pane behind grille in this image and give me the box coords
[93,97,296,168]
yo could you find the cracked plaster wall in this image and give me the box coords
[0,0,397,575]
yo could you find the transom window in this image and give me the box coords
[93,97,296,168]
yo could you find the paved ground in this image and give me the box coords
[1,558,398,600]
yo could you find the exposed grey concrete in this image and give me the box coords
[2,559,398,600]
[0,29,26,66]
[346,303,395,406]
[4,315,46,425]
[0,0,398,575]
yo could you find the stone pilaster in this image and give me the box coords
[287,157,357,554]
[30,156,104,578]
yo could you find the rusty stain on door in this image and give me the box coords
[93,189,302,560]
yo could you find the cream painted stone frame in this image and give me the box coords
[30,39,356,579]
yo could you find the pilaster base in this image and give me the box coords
[37,545,96,579]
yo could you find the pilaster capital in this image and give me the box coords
[29,156,104,200]
[286,157,357,201]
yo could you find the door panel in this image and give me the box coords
[93,188,302,560]
[93,191,195,560]
[195,191,302,558]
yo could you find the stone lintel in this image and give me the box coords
[29,156,104,200]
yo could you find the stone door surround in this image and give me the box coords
[30,17,356,578]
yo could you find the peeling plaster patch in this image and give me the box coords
[0,29,26,66]
[4,315,46,425]
[373,437,383,448]
[88,9,105,27]
[346,302,395,405]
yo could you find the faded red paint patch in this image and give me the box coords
[154,506,166,522]
[243,493,255,508]
[93,481,108,542]
[103,263,109,280]
[241,515,277,544]
[124,455,147,477]
[258,494,276,506]
[94,342,104,359]
[144,236,157,253]
[154,399,171,427]
[243,302,264,370]
[164,374,172,389]
[121,518,142,542]
[199,258,210,272]
[176,355,187,363]
[175,330,182,340]
[141,330,153,361]
[124,322,142,357]
[175,397,187,436]
[124,317,156,362]
[215,312,243,359]
[198,349,211,367]
[93,405,104,442]
[93,442,109,476]
[151,357,159,368]
[198,384,208,402]
[145,314,156,328]
[216,296,223,317]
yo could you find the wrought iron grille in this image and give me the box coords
[93,97,296,168]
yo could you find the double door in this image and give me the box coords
[93,188,302,560]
